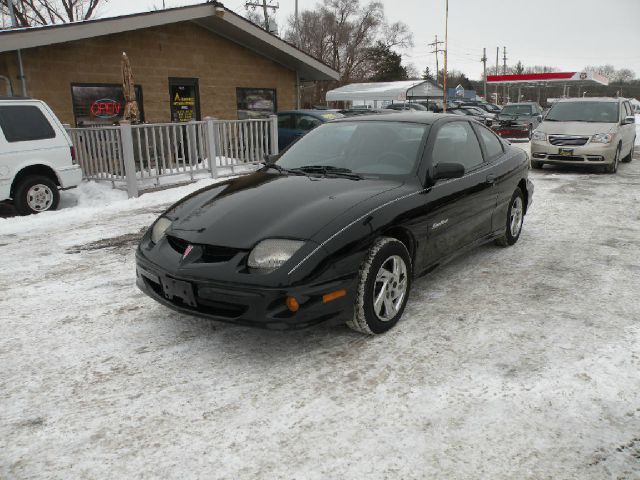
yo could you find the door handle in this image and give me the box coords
[486,174,497,184]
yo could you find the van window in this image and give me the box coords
[0,105,56,142]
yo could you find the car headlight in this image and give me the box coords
[248,239,305,271]
[532,131,547,142]
[591,133,613,144]
[151,217,172,244]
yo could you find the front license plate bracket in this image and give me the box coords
[560,148,574,156]
[162,277,197,308]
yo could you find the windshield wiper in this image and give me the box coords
[292,165,363,180]
[262,163,306,176]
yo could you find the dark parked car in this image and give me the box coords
[385,102,429,111]
[277,110,344,149]
[448,106,495,126]
[492,102,543,140]
[136,113,533,335]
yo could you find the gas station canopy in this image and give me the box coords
[487,71,609,85]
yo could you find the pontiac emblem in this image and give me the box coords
[183,244,194,259]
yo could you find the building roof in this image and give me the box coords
[0,2,339,82]
[326,80,444,102]
[487,71,609,86]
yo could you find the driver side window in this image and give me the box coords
[432,121,484,173]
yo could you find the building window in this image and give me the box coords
[71,83,144,127]
[169,78,201,123]
[236,88,277,119]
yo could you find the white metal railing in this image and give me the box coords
[66,115,279,197]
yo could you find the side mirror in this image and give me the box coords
[622,116,635,125]
[537,115,543,122]
[433,162,465,181]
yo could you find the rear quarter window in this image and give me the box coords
[0,105,56,142]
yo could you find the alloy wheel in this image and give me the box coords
[373,255,408,322]
[510,196,524,238]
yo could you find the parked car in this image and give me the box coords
[338,108,401,117]
[531,97,636,173]
[385,102,429,111]
[492,102,543,140]
[277,110,344,150]
[0,97,82,215]
[448,106,495,126]
[136,113,533,335]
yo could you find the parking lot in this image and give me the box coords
[1,148,639,479]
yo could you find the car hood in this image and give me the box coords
[163,171,405,248]
[497,114,533,122]
[537,121,616,135]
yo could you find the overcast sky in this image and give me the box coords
[104,0,640,80]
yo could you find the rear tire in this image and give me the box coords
[13,175,60,216]
[495,188,525,247]
[347,237,412,335]
[621,140,635,163]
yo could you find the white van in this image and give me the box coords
[0,98,82,215]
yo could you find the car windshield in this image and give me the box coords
[501,105,533,116]
[276,121,428,176]
[545,101,619,123]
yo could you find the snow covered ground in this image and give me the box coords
[1,147,640,479]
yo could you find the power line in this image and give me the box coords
[245,0,279,32]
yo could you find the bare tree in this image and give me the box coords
[1,0,105,28]
[285,0,412,83]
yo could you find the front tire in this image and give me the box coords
[13,175,60,215]
[495,188,525,247]
[605,144,621,173]
[347,237,412,335]
[621,140,635,163]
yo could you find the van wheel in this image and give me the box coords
[13,175,60,215]
[621,140,635,163]
[347,237,412,335]
[495,188,525,247]
[605,145,621,173]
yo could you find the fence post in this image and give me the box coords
[119,121,139,199]
[269,114,279,155]
[205,116,218,178]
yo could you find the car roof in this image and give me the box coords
[333,112,459,125]
[555,97,621,103]
[278,109,337,116]
[504,102,537,106]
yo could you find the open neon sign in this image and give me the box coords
[90,98,122,119]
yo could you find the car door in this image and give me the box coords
[419,120,497,266]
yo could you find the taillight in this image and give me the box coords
[70,146,76,164]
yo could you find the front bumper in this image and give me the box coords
[531,140,617,165]
[136,253,357,330]
[494,126,530,139]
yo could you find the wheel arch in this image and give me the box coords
[517,178,529,214]
[10,164,60,198]
[381,226,416,267]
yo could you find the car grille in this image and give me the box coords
[166,235,242,263]
[548,135,589,146]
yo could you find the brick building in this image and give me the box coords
[0,2,338,127]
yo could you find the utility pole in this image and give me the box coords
[428,35,444,86]
[481,47,487,100]
[294,0,298,23]
[443,0,449,112]
[502,46,507,104]
[495,47,499,104]
[6,0,27,97]
[245,0,279,32]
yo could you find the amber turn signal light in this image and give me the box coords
[322,289,347,304]
[286,296,300,313]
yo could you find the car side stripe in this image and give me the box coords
[288,190,425,275]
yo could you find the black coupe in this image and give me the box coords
[136,113,534,335]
